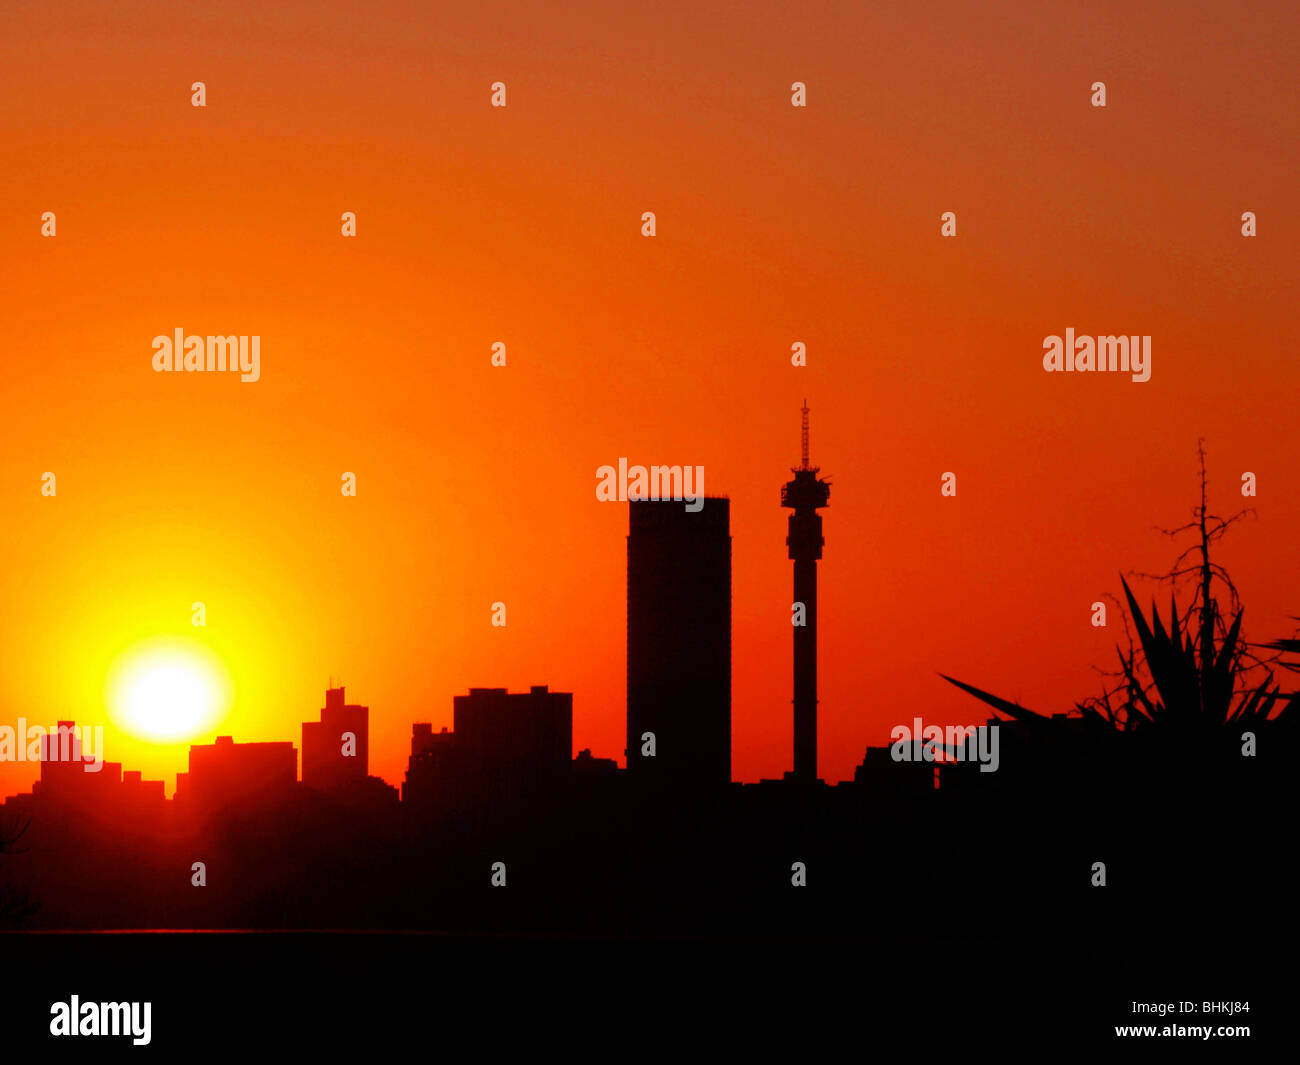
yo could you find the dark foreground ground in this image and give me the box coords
[3,914,1285,1056]
[4,745,1291,1053]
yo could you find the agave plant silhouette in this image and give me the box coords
[1264,622,1300,675]
[942,576,1288,745]
[942,448,1292,766]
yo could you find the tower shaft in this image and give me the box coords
[792,555,818,780]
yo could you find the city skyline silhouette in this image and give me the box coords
[1,423,1292,936]
[5,0,1297,800]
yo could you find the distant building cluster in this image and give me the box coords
[27,724,165,815]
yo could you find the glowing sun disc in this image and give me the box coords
[106,637,230,743]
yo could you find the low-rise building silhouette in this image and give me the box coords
[573,748,619,776]
[176,734,297,811]
[120,769,165,809]
[853,741,937,799]
[403,686,572,815]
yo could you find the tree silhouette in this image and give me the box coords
[0,811,37,927]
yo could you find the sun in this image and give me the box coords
[106,636,231,743]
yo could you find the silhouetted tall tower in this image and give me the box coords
[781,402,830,782]
[626,497,731,788]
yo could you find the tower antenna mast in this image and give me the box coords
[800,399,810,470]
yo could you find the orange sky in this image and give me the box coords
[2,0,1297,797]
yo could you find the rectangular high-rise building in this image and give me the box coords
[302,686,369,792]
[626,496,731,788]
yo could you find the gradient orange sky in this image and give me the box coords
[2,0,1297,796]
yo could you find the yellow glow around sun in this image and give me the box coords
[106,636,231,743]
